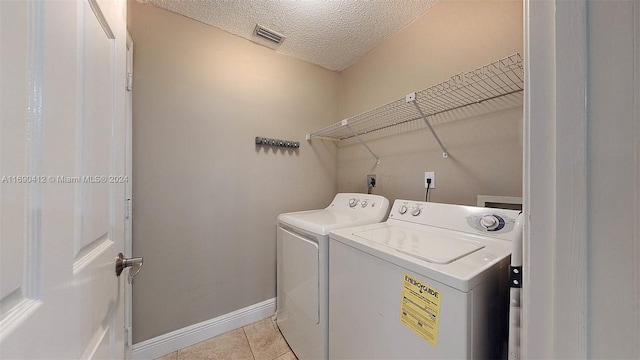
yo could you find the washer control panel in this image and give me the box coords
[466,213,516,234]
[395,204,422,216]
[388,199,521,240]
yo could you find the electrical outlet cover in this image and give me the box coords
[424,171,435,189]
[367,174,376,187]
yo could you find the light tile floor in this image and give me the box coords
[154,318,297,360]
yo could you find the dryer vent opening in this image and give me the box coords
[254,25,285,45]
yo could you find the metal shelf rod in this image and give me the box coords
[345,121,381,164]
[409,97,448,158]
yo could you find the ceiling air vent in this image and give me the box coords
[254,25,285,45]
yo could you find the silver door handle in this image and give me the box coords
[115,252,143,277]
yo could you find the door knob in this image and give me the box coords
[115,252,143,277]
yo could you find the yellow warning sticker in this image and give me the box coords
[400,273,441,346]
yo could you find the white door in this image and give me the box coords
[1,0,128,358]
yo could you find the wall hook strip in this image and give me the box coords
[255,136,300,149]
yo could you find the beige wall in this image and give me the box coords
[337,0,524,205]
[128,1,339,343]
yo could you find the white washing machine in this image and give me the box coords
[329,200,523,359]
[276,193,389,360]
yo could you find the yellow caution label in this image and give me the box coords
[400,273,441,346]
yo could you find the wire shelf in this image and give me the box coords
[306,53,524,159]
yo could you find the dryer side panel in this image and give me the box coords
[277,227,319,324]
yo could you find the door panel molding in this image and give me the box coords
[73,236,113,274]
[74,0,115,261]
[80,309,113,359]
[0,0,45,342]
[24,0,45,302]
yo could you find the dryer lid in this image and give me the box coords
[279,209,380,236]
[351,226,485,264]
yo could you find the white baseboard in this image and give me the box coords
[131,298,276,360]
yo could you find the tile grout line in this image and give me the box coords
[269,318,289,360]
[242,325,257,360]
[268,320,286,360]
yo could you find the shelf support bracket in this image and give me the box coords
[407,93,449,158]
[343,120,380,165]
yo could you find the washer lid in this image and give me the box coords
[352,227,485,264]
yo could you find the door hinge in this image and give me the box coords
[510,266,522,288]
[124,326,132,349]
[125,198,132,219]
[126,72,133,91]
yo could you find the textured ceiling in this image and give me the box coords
[145,0,440,71]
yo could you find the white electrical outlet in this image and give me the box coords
[367,174,376,187]
[424,171,435,189]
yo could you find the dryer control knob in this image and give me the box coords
[349,198,359,207]
[398,205,408,214]
[411,207,422,216]
[480,215,499,229]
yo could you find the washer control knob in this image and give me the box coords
[411,207,422,216]
[480,215,499,229]
[398,205,408,214]
[349,198,359,208]
[361,200,368,207]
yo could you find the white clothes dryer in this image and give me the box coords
[276,193,389,360]
[329,200,522,359]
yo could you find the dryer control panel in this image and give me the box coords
[327,193,390,214]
